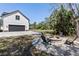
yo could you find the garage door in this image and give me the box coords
[9,25,25,31]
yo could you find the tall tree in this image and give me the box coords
[48,5,75,35]
[65,3,79,44]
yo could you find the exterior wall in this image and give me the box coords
[2,12,29,31]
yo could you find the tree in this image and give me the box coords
[29,22,37,29]
[36,21,47,30]
[48,5,75,35]
[65,4,79,44]
[33,22,37,29]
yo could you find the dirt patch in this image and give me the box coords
[0,35,34,56]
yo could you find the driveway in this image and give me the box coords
[0,31,41,37]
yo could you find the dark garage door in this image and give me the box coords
[9,25,25,31]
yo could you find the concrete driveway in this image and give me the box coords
[0,31,41,37]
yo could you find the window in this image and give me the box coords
[16,15,20,20]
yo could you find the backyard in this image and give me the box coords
[0,32,78,56]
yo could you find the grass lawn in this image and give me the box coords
[32,30,54,34]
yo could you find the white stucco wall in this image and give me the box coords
[2,12,29,31]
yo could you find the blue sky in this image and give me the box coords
[0,3,59,23]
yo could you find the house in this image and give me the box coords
[0,10,29,32]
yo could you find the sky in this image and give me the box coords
[0,3,59,23]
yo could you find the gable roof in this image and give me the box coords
[1,10,30,21]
